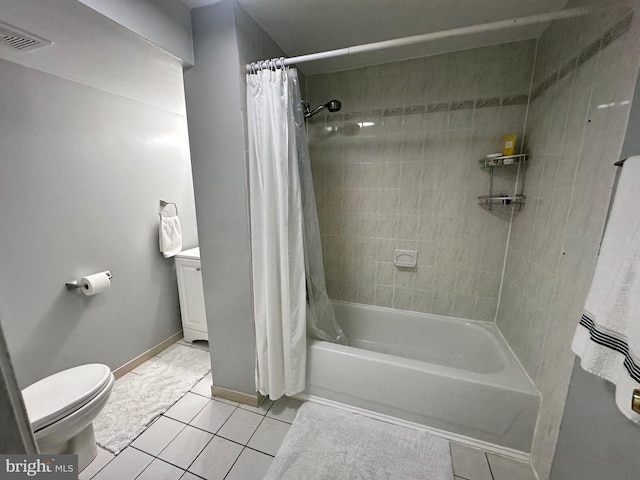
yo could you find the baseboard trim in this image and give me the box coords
[212,385,260,407]
[294,393,532,464]
[113,331,183,379]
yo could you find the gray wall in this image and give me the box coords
[184,0,291,397]
[184,0,255,395]
[0,58,197,388]
[0,321,37,454]
[550,363,640,479]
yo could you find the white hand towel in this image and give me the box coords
[572,155,640,423]
[159,215,182,258]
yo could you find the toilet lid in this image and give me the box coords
[22,364,112,431]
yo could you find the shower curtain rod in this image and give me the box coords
[246,4,617,72]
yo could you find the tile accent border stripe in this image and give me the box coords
[531,12,633,100]
[309,93,530,122]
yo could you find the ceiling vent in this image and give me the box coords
[0,21,50,52]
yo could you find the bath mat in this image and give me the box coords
[94,344,210,454]
[264,403,453,480]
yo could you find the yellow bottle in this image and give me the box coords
[503,134,517,156]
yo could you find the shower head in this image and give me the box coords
[304,99,342,119]
[326,99,341,112]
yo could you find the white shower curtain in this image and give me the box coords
[247,67,306,399]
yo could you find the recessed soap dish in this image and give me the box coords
[394,249,418,268]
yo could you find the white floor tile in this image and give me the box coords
[136,459,185,480]
[180,473,202,480]
[238,397,274,415]
[265,397,303,424]
[216,408,263,444]
[225,448,273,480]
[487,453,536,480]
[132,416,185,456]
[189,399,236,434]
[188,435,243,480]
[164,392,211,423]
[157,425,213,470]
[79,447,114,480]
[450,443,492,480]
[191,373,213,397]
[247,417,291,456]
[92,447,153,480]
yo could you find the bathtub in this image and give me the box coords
[304,301,540,453]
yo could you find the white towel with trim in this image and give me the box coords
[159,215,182,258]
[572,155,640,423]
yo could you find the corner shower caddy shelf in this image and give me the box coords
[478,153,527,210]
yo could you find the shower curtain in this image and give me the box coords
[288,71,348,347]
[247,66,346,399]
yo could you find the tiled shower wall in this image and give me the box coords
[306,41,534,321]
[495,5,640,479]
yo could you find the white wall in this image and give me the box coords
[78,0,194,65]
[0,56,197,388]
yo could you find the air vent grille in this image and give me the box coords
[0,21,50,52]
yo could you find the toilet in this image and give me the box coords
[21,364,114,472]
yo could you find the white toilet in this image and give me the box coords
[21,364,114,472]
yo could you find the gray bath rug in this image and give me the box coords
[94,344,210,454]
[264,402,453,480]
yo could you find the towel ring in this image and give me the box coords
[159,200,178,217]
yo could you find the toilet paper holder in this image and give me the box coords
[65,271,113,290]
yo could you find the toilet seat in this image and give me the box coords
[22,364,112,432]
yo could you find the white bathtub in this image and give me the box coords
[305,301,540,453]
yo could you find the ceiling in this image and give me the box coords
[180,0,572,74]
[0,0,187,114]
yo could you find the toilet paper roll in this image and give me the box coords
[80,271,111,296]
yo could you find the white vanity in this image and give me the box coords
[175,247,208,343]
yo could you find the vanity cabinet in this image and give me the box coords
[175,248,208,343]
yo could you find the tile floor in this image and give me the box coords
[81,340,537,480]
